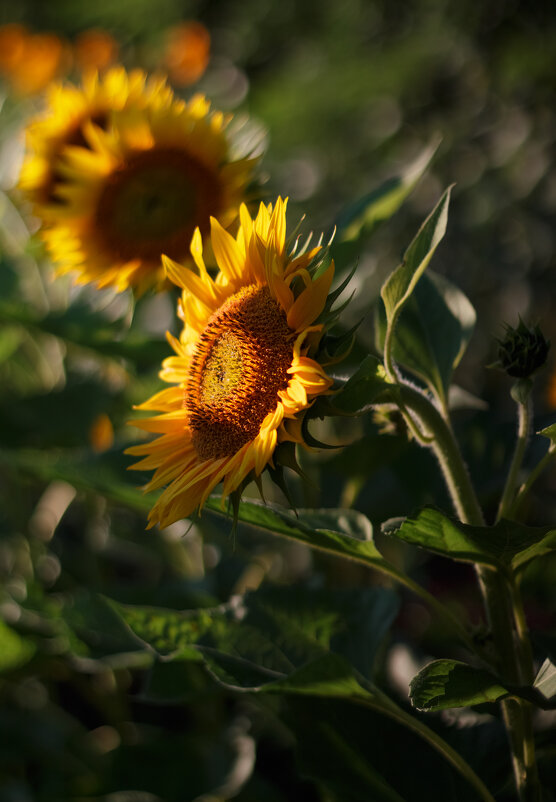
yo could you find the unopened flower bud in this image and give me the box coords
[495,320,550,379]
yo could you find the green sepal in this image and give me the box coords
[329,355,394,415]
[301,410,340,449]
[511,378,533,405]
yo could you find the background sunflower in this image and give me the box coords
[22,72,259,293]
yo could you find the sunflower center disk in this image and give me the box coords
[94,147,222,262]
[186,285,294,460]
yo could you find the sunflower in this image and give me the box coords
[31,84,258,293]
[127,198,335,529]
[19,66,173,219]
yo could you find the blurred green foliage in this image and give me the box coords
[1,1,556,800]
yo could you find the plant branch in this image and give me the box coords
[511,444,556,519]
[497,393,533,522]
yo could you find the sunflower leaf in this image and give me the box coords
[335,138,440,243]
[387,506,556,571]
[375,270,476,407]
[381,187,451,375]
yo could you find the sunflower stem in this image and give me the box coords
[393,382,541,802]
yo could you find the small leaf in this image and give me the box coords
[539,423,556,446]
[330,354,393,415]
[380,188,452,369]
[534,658,556,701]
[410,659,509,711]
[512,529,556,572]
[387,508,500,567]
[375,270,476,406]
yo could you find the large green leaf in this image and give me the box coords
[381,187,451,325]
[287,694,500,802]
[375,270,476,406]
[380,188,451,376]
[59,592,153,667]
[205,497,397,578]
[335,139,440,243]
[110,601,226,662]
[113,584,399,684]
[410,659,509,711]
[385,507,556,571]
[293,709,407,802]
[241,656,496,801]
[112,595,495,801]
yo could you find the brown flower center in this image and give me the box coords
[93,147,222,263]
[186,285,293,460]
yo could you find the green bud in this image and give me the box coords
[495,319,550,379]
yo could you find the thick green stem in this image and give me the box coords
[394,382,541,802]
[396,384,484,526]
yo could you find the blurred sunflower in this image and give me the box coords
[32,86,258,293]
[19,66,173,221]
[127,198,335,529]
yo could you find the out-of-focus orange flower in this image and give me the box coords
[164,21,210,86]
[89,414,114,453]
[0,24,28,74]
[0,26,68,96]
[74,29,119,73]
